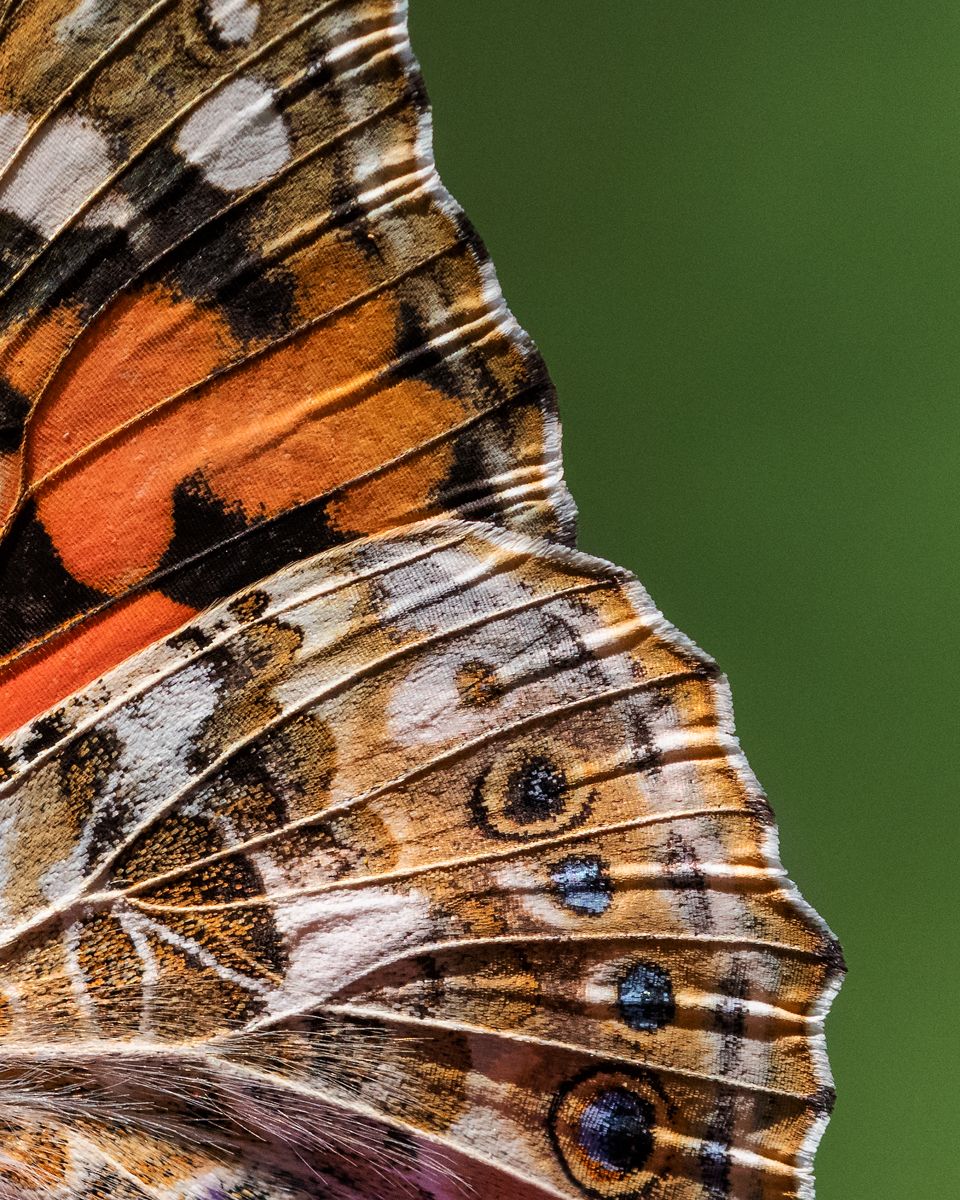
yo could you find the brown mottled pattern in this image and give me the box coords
[0,519,841,1198]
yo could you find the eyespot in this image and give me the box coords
[618,962,675,1032]
[506,756,566,823]
[578,1087,654,1173]
[470,750,593,841]
[550,855,613,916]
[549,1066,670,1198]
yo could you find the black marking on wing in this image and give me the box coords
[0,501,109,655]
[156,472,352,609]
[0,376,30,454]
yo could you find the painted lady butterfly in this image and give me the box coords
[0,2,842,1196]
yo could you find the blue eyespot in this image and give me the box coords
[618,962,675,1032]
[550,854,613,916]
[578,1086,654,1174]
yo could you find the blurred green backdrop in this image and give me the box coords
[410,3,959,1198]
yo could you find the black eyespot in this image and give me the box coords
[578,1087,655,1175]
[619,962,675,1032]
[470,750,591,841]
[550,855,613,916]
[505,755,567,824]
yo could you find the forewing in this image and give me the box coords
[0,0,572,734]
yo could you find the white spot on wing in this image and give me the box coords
[266,886,433,1014]
[378,547,531,634]
[176,77,290,192]
[0,112,28,173]
[496,862,579,930]
[0,113,133,237]
[56,0,103,40]
[85,192,136,231]
[205,0,260,45]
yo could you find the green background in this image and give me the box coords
[410,4,959,1198]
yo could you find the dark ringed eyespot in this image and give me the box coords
[470,750,593,841]
[505,755,567,824]
[549,1065,668,1197]
[618,962,675,1032]
[578,1087,655,1174]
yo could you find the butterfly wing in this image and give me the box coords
[0,0,572,735]
[0,519,841,1199]
[0,2,841,1196]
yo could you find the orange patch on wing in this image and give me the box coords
[0,304,84,526]
[2,304,84,400]
[207,368,463,521]
[32,272,465,595]
[327,427,453,534]
[203,282,467,516]
[32,286,238,591]
[28,285,237,480]
[0,590,195,738]
[285,230,388,323]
